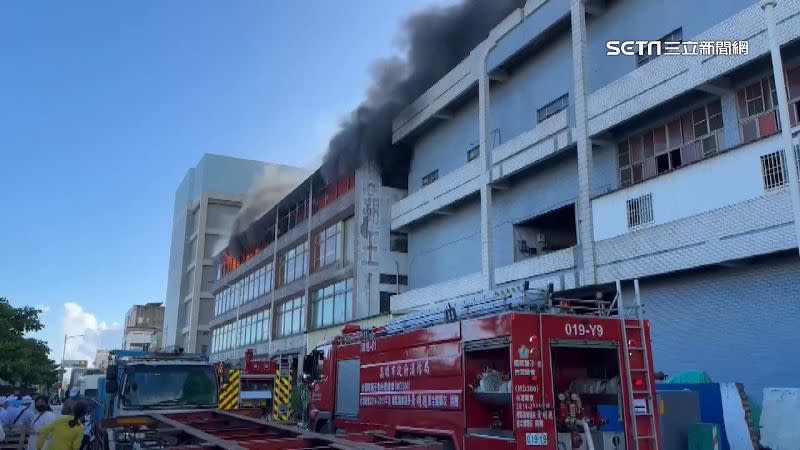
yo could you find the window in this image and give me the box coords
[738,76,780,144]
[626,194,654,229]
[421,170,439,187]
[312,222,342,271]
[761,150,787,191]
[537,94,569,123]
[380,292,392,314]
[390,232,408,253]
[379,274,408,285]
[467,145,480,162]
[312,279,353,329]
[261,263,273,296]
[637,28,683,67]
[618,99,723,187]
[278,296,305,337]
[281,241,309,286]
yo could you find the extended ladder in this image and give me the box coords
[615,279,660,450]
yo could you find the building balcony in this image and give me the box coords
[391,0,566,144]
[391,110,571,230]
[591,132,798,283]
[391,246,578,312]
[587,1,800,136]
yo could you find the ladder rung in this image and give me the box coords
[633,390,651,395]
[628,347,643,351]
[630,368,648,372]
[625,324,642,329]
[637,435,656,439]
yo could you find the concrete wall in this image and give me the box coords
[407,197,482,289]
[489,26,575,140]
[409,101,479,194]
[625,253,800,402]
[354,164,409,317]
[584,0,755,93]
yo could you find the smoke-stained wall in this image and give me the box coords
[354,163,408,318]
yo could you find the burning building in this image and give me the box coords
[208,161,409,362]
[163,154,310,354]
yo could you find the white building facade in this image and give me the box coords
[389,0,800,400]
[163,154,309,353]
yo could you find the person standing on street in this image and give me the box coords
[12,396,35,431]
[4,396,19,427]
[26,396,56,450]
[36,401,87,450]
[61,388,81,416]
[0,397,9,428]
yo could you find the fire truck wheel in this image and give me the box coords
[316,419,334,434]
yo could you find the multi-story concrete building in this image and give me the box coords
[94,350,110,370]
[163,154,309,353]
[123,302,165,351]
[388,0,800,400]
[209,162,408,365]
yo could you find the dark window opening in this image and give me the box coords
[467,146,480,162]
[513,204,577,263]
[390,232,408,253]
[379,274,408,285]
[422,170,439,187]
[379,292,392,314]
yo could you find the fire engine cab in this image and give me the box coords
[303,282,660,450]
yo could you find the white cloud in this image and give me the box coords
[62,302,122,362]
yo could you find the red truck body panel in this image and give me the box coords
[310,312,660,450]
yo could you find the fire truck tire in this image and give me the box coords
[315,419,334,434]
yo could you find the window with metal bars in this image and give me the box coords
[761,150,787,191]
[467,145,480,162]
[536,94,569,123]
[626,194,654,229]
[422,169,439,186]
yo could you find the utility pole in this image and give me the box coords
[60,334,84,397]
[761,0,800,257]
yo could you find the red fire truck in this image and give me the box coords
[303,282,660,450]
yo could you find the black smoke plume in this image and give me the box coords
[227,0,523,260]
[321,0,525,183]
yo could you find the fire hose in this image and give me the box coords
[575,420,596,450]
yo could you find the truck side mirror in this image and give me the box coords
[105,379,118,394]
[105,365,118,381]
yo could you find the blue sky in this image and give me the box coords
[0,0,450,361]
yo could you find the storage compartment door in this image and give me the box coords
[335,359,360,418]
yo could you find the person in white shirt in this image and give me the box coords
[0,396,8,428]
[26,396,56,450]
[13,396,35,431]
[3,396,19,428]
